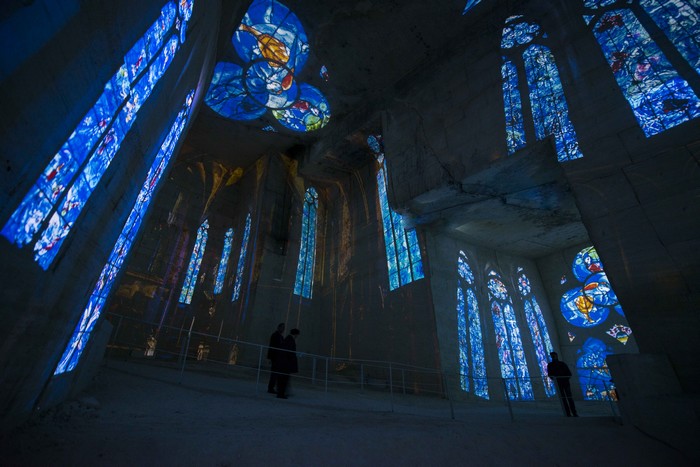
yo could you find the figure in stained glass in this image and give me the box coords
[576,337,617,401]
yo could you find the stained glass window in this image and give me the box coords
[368,134,424,291]
[294,187,318,299]
[179,219,209,304]
[501,16,583,162]
[456,251,488,398]
[232,212,252,302]
[204,0,330,132]
[214,228,235,294]
[583,1,700,136]
[487,270,533,400]
[516,267,556,397]
[54,90,196,375]
[462,0,482,15]
[2,1,194,270]
[576,337,617,400]
[560,246,625,328]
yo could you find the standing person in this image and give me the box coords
[267,323,285,394]
[547,351,578,417]
[276,328,300,399]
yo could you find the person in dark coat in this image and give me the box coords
[267,323,285,394]
[276,328,300,399]
[547,351,578,417]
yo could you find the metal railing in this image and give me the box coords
[103,312,620,422]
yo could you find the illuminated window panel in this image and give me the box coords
[179,219,209,305]
[368,135,424,291]
[456,251,488,399]
[294,187,318,299]
[2,1,194,269]
[576,337,616,401]
[487,270,533,401]
[54,90,196,375]
[501,17,583,162]
[204,0,330,132]
[501,59,526,153]
[214,228,235,294]
[584,2,700,136]
[232,212,252,302]
[516,267,556,397]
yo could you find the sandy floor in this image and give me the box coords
[0,359,697,466]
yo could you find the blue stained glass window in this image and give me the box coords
[2,1,194,269]
[462,0,482,15]
[501,59,527,153]
[516,267,556,397]
[368,135,424,291]
[204,0,330,132]
[487,270,533,401]
[179,219,209,305]
[232,212,252,302]
[456,251,488,399]
[576,337,616,400]
[560,246,626,328]
[54,90,196,375]
[294,187,318,299]
[214,228,235,294]
[501,17,583,162]
[584,2,700,136]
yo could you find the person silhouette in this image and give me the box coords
[267,323,285,394]
[547,351,578,417]
[276,328,300,399]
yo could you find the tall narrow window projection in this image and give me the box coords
[294,187,318,299]
[456,252,488,399]
[487,270,533,401]
[501,16,583,162]
[516,267,556,397]
[54,90,196,375]
[368,135,424,291]
[462,0,482,15]
[214,228,235,294]
[583,0,700,136]
[1,0,194,270]
[232,212,252,302]
[179,219,209,305]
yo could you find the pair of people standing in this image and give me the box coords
[267,323,300,399]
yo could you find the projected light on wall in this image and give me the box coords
[560,246,624,328]
[456,251,488,399]
[204,0,330,132]
[179,219,209,304]
[368,135,424,291]
[294,187,318,299]
[232,212,252,302]
[576,337,616,401]
[54,90,196,375]
[462,0,482,15]
[501,16,583,162]
[583,0,700,136]
[487,270,533,401]
[1,1,194,270]
[214,228,235,294]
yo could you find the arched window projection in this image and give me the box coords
[204,0,330,132]
[214,228,235,294]
[54,90,196,375]
[560,246,625,328]
[179,219,209,305]
[294,187,318,299]
[487,270,533,400]
[516,267,556,397]
[456,252,488,399]
[501,16,583,162]
[368,135,424,291]
[232,212,252,302]
[1,1,194,270]
[462,0,482,15]
[576,337,616,400]
[583,1,700,136]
